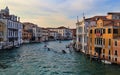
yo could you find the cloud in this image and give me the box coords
[1,0,120,28]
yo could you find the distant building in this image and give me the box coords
[36,27,42,42]
[22,22,42,42]
[0,6,23,49]
[49,31,59,40]
[22,29,32,43]
[48,26,72,40]
[71,29,76,38]
[41,28,49,42]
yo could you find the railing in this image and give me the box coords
[77,32,87,35]
[95,44,103,47]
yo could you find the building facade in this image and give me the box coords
[49,31,59,40]
[88,12,120,64]
[48,26,72,40]
[41,28,49,42]
[22,22,42,42]
[22,30,32,43]
[36,27,42,42]
[0,6,23,49]
[76,16,106,52]
[76,17,88,53]
[113,39,120,64]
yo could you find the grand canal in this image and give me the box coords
[0,41,120,75]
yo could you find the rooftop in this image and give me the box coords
[108,12,120,15]
[85,16,107,21]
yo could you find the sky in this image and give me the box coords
[0,0,120,28]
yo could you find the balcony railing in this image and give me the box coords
[77,32,87,35]
[95,44,103,47]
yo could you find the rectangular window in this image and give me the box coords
[108,56,111,60]
[109,50,110,55]
[90,29,92,34]
[109,39,111,45]
[101,38,103,45]
[115,50,117,56]
[95,29,96,34]
[115,41,117,46]
[103,39,105,45]
[108,29,111,34]
[113,29,118,34]
[115,58,117,62]
[103,29,105,34]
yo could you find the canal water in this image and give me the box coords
[0,41,120,75]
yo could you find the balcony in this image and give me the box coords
[78,32,87,35]
[95,44,103,47]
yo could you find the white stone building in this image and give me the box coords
[76,17,88,53]
[0,6,23,48]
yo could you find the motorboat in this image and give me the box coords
[101,60,112,64]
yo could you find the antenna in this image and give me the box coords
[83,13,85,19]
